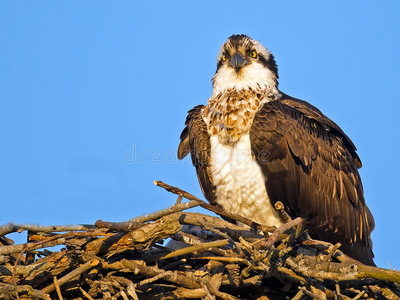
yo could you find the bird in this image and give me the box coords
[177,34,375,265]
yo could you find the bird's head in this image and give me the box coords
[212,34,279,97]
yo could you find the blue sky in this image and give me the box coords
[1,1,399,268]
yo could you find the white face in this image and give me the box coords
[211,37,279,97]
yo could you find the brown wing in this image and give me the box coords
[280,92,362,168]
[178,105,217,204]
[250,97,375,265]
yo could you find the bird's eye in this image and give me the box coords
[222,54,228,62]
[249,50,257,58]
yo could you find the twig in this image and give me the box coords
[0,283,50,300]
[1,259,57,276]
[291,289,305,300]
[1,231,105,255]
[207,283,241,300]
[122,259,201,289]
[0,222,18,237]
[127,190,202,224]
[0,222,96,239]
[126,282,139,300]
[287,257,400,284]
[299,286,326,300]
[172,212,265,241]
[42,258,101,294]
[160,239,229,260]
[286,257,356,281]
[16,223,96,233]
[79,286,95,300]
[12,243,28,300]
[171,287,206,298]
[101,283,112,300]
[274,201,292,223]
[154,180,276,233]
[277,266,307,285]
[351,290,366,300]
[257,217,302,249]
[196,256,249,264]
[95,220,143,231]
[335,283,341,298]
[380,287,400,300]
[208,227,243,254]
[301,239,360,264]
[138,273,169,286]
[118,290,130,300]
[53,276,64,300]
[323,243,342,262]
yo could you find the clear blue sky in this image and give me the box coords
[1,1,399,268]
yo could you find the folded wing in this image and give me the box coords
[250,96,375,265]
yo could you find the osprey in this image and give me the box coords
[178,34,375,265]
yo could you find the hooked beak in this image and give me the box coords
[229,52,249,72]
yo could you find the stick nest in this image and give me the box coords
[1,181,399,300]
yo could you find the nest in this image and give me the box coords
[1,181,400,300]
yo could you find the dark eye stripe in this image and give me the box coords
[258,53,279,78]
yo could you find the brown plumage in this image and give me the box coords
[177,35,375,265]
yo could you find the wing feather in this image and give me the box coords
[250,97,375,265]
[178,105,217,204]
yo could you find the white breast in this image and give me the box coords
[209,134,283,227]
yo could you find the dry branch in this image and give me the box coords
[154,181,276,233]
[0,181,399,299]
[41,258,101,294]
